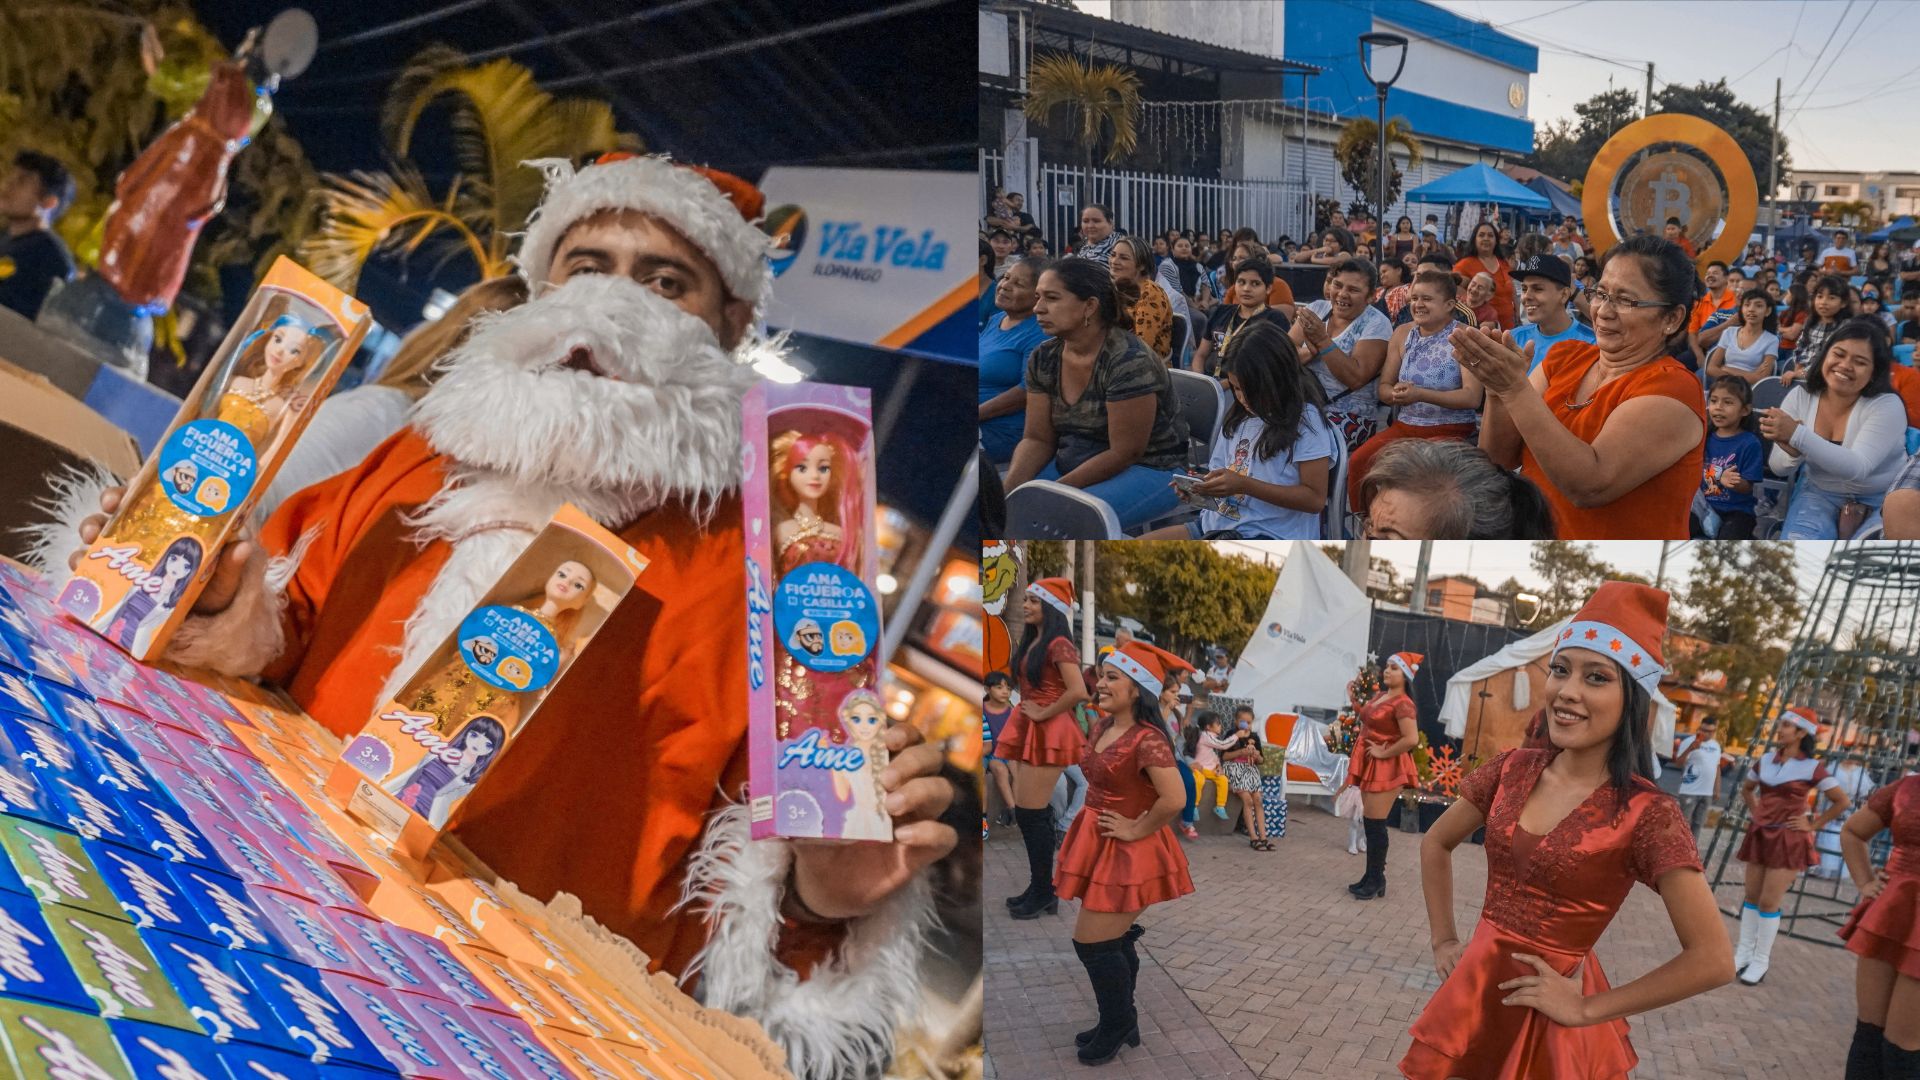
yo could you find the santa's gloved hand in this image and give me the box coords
[789,722,958,920]
[71,485,259,614]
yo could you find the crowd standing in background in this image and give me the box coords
[981,188,1920,541]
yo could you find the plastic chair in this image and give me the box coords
[1168,368,1228,470]
[1897,343,1916,366]
[1324,429,1352,540]
[1751,376,1791,414]
[1168,315,1189,366]
[1004,480,1123,540]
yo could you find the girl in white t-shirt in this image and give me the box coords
[1146,320,1335,539]
[1706,290,1780,384]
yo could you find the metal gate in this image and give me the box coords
[982,151,1317,252]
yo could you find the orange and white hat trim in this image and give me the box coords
[1387,652,1424,682]
[1026,578,1073,620]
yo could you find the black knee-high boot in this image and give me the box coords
[1848,1020,1887,1080]
[1079,925,1146,1047]
[1004,807,1044,909]
[1885,1032,1920,1079]
[1352,818,1389,899]
[1010,808,1058,918]
[1074,937,1140,1065]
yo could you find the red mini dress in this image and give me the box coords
[992,635,1084,767]
[1054,718,1194,913]
[1347,692,1418,793]
[1402,749,1700,1080]
[1736,753,1841,870]
[1840,775,1920,977]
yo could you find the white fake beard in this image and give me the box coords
[385,274,762,696]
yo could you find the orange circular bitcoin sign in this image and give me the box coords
[1581,114,1757,271]
[984,616,1012,676]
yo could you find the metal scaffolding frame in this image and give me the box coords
[1701,543,1920,946]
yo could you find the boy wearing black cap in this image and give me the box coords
[0,151,75,320]
[1510,253,1593,372]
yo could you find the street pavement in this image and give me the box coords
[984,804,1857,1079]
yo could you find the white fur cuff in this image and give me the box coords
[680,805,936,1080]
[161,527,317,677]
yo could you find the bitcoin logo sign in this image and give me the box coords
[1581,114,1757,270]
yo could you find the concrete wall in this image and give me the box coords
[1111,0,1286,59]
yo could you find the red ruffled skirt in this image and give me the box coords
[1348,741,1417,793]
[1053,812,1193,913]
[1403,920,1637,1080]
[1737,822,1817,870]
[992,710,1084,767]
[1840,876,1920,979]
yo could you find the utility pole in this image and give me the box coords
[1409,541,1434,614]
[1766,77,1781,254]
[1081,543,1097,663]
[1644,63,1654,115]
[1341,540,1371,592]
[1656,541,1671,591]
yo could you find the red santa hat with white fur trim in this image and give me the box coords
[1551,581,1669,694]
[514,152,774,313]
[1781,706,1820,735]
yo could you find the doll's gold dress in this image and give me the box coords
[398,606,560,735]
[110,388,278,567]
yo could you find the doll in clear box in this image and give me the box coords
[398,560,595,735]
[770,429,874,742]
[110,314,332,569]
[832,689,891,838]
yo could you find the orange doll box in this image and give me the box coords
[741,382,892,842]
[450,945,582,1034]
[57,257,372,660]
[327,504,648,860]
[367,877,486,951]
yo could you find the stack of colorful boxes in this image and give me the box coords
[0,564,788,1080]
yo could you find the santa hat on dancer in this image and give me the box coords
[515,151,774,315]
[1551,581,1669,694]
[1386,652,1423,682]
[1026,578,1074,620]
[1781,706,1820,735]
[1103,642,1195,699]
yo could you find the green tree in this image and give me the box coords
[1573,87,1642,155]
[1097,542,1276,661]
[1334,116,1422,223]
[1674,542,1801,745]
[1527,541,1648,624]
[1652,79,1789,197]
[1523,117,1583,183]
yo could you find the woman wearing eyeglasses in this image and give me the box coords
[1456,235,1707,539]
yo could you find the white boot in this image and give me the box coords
[1734,903,1760,974]
[1741,909,1781,985]
[1348,817,1364,855]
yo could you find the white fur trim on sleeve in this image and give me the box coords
[678,803,935,1080]
[17,462,119,577]
[161,525,320,677]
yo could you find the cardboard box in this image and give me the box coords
[741,382,891,842]
[0,359,142,568]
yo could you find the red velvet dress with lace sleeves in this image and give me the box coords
[1402,748,1702,1080]
[1053,718,1194,913]
[1840,775,1920,977]
[1736,752,1839,870]
[1346,691,1418,792]
[993,635,1085,767]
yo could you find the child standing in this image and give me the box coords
[1184,711,1235,820]
[985,672,1017,827]
[1697,376,1766,540]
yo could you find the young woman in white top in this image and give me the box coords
[1290,257,1394,453]
[1704,291,1780,385]
[1759,319,1908,539]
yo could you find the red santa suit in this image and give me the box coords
[1840,775,1920,977]
[51,155,934,1080]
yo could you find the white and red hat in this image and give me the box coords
[1103,642,1195,700]
[1552,581,1669,694]
[1782,706,1820,735]
[515,152,773,311]
[1026,577,1073,620]
[1387,652,1424,682]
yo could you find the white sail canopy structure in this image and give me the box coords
[1224,541,1371,719]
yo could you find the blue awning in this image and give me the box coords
[1404,163,1552,209]
[1866,216,1916,242]
[1520,176,1583,218]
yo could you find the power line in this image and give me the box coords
[541,0,949,88]
[1784,0,1854,104]
[1782,0,1879,126]
[318,0,493,52]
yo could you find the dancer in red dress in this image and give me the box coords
[1054,641,1194,1066]
[1733,706,1852,985]
[1348,651,1423,900]
[996,577,1091,919]
[1404,582,1734,1079]
[1839,770,1920,1076]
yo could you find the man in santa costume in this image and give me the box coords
[59,153,958,1079]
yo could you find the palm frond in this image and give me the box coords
[1021,52,1141,165]
[299,166,501,291]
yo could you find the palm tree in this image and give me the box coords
[301,46,638,292]
[1819,199,1877,232]
[1334,117,1424,223]
[1020,52,1141,200]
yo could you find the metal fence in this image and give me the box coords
[982,151,1317,252]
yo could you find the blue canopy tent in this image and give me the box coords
[1867,216,1917,242]
[1518,176,1582,220]
[1404,164,1552,210]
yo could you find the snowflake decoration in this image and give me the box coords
[1428,745,1463,797]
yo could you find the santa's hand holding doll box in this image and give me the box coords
[41,151,957,1079]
